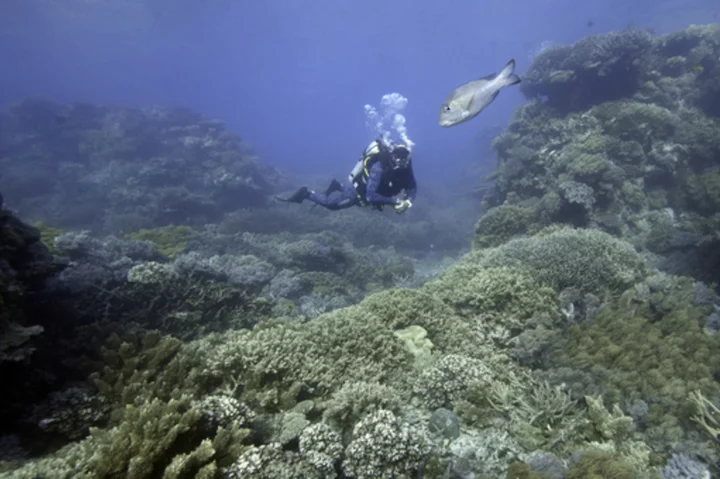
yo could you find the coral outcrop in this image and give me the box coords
[0,98,289,232]
[480,24,720,285]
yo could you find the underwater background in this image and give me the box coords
[1,0,720,477]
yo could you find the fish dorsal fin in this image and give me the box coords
[478,72,496,81]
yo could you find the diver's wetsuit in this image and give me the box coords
[308,159,417,211]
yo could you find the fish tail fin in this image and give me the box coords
[499,59,521,87]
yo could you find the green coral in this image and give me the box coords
[101,271,265,340]
[202,303,414,410]
[33,221,63,254]
[544,276,720,447]
[521,29,654,111]
[457,371,580,451]
[559,180,596,211]
[7,395,249,478]
[472,204,533,249]
[321,381,404,434]
[642,210,676,253]
[564,450,636,479]
[505,461,553,479]
[125,224,194,259]
[682,168,720,215]
[619,180,645,211]
[477,227,647,295]
[554,134,614,183]
[87,330,211,412]
[357,288,496,359]
[592,101,679,142]
[423,263,558,328]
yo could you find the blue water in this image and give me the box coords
[1,0,716,185]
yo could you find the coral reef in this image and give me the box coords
[0,98,289,232]
[0,207,60,362]
[482,23,720,286]
[3,22,720,479]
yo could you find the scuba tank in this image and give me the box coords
[348,138,390,183]
[348,158,364,184]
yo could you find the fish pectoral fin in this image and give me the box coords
[466,95,475,111]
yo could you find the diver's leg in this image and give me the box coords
[308,185,359,211]
[274,186,310,203]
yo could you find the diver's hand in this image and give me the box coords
[394,199,412,214]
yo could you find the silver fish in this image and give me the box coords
[439,59,521,128]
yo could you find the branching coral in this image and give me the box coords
[8,395,250,478]
[202,304,413,410]
[689,389,720,442]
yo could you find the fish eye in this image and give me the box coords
[444,105,451,112]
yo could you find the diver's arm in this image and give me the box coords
[365,162,399,206]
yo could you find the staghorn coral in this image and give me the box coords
[7,395,249,479]
[118,258,268,339]
[171,251,277,292]
[689,390,720,443]
[456,370,580,452]
[87,329,212,412]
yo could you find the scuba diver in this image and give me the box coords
[275,139,417,214]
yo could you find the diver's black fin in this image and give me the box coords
[324,179,343,195]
